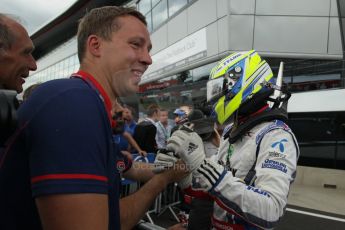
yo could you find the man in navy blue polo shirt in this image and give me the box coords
[0,6,187,230]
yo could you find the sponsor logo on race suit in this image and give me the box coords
[268,139,288,158]
[262,159,287,173]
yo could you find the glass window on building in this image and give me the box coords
[168,0,187,17]
[152,0,168,30]
[190,62,215,82]
[267,58,343,93]
[285,60,342,92]
[136,0,195,33]
[152,0,161,8]
[145,11,153,33]
[138,0,151,15]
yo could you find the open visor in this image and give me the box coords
[206,74,238,102]
[206,77,224,102]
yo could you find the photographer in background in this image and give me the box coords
[0,13,37,144]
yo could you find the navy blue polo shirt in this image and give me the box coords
[0,71,129,229]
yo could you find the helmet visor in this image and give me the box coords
[206,73,239,102]
[206,77,223,102]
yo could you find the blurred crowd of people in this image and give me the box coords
[109,100,220,159]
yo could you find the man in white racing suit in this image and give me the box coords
[159,51,299,229]
[208,119,298,229]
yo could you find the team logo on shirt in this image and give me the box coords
[116,160,126,172]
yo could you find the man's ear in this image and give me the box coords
[87,35,101,57]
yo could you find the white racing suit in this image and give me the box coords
[208,120,299,230]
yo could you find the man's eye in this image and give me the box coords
[131,42,140,48]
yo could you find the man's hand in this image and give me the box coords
[166,126,205,172]
[153,149,177,173]
[160,159,189,184]
[153,149,192,189]
[138,149,147,157]
[120,150,133,161]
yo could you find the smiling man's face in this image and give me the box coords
[101,15,152,97]
[0,18,37,93]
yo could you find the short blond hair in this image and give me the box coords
[77,6,146,62]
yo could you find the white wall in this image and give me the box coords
[288,89,345,113]
[295,166,345,190]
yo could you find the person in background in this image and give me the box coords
[173,105,191,125]
[0,6,187,230]
[111,100,147,158]
[0,13,37,93]
[171,105,192,135]
[166,50,299,229]
[121,104,143,154]
[22,83,41,101]
[155,108,172,149]
[133,103,160,154]
[122,105,137,136]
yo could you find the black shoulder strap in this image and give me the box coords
[243,138,262,186]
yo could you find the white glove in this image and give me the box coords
[153,149,192,189]
[166,125,205,172]
[191,158,226,191]
[153,149,177,173]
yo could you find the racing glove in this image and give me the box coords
[153,149,192,189]
[166,125,205,172]
[192,159,226,191]
[166,126,226,191]
[153,149,176,173]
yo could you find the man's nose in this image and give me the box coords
[140,49,152,66]
[29,55,37,71]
